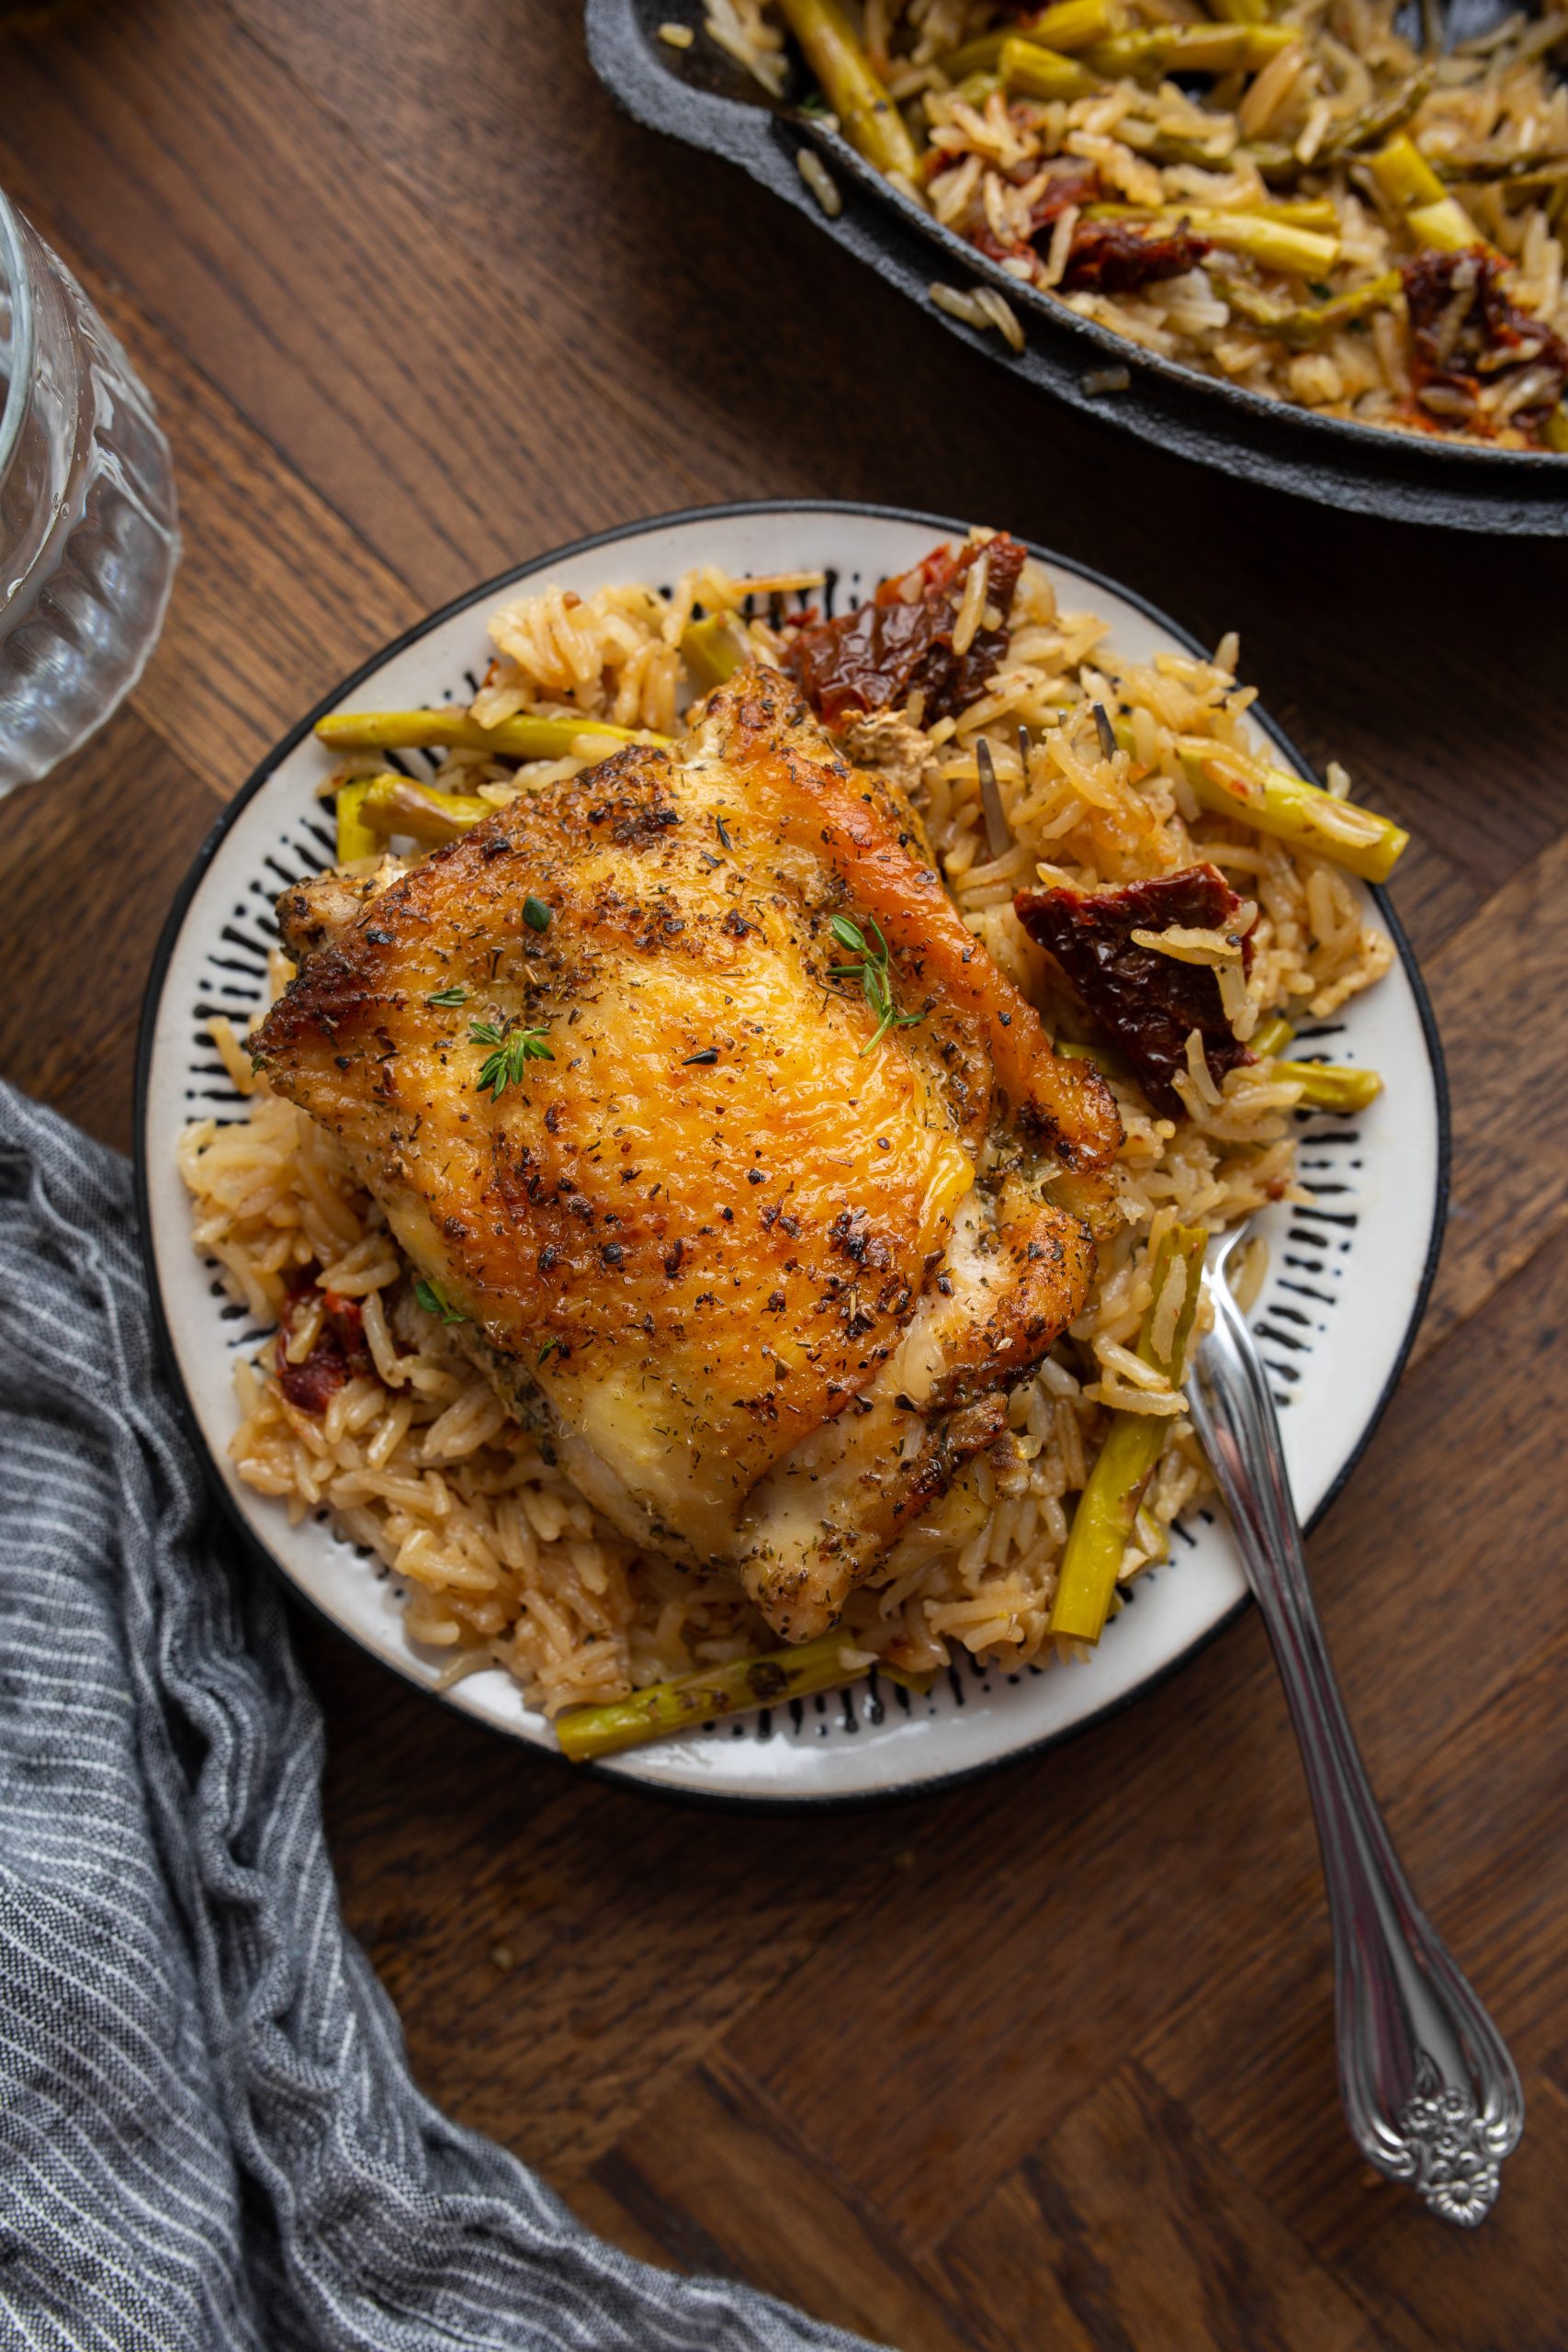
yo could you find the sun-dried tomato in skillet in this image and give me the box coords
[276,1276,376,1413]
[1401,246,1568,439]
[1014,864,1255,1119]
[782,534,1028,727]
[1060,219,1211,297]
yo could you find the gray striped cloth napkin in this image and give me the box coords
[0,1083,880,2352]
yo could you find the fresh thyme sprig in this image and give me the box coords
[828,914,922,1056]
[469,1015,554,1100]
[414,1276,468,1325]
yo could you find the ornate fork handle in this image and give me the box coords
[1187,1254,1523,2222]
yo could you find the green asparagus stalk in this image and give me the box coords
[1208,0,1269,21]
[315,710,660,759]
[1248,1013,1295,1057]
[1242,69,1434,182]
[1177,209,1339,274]
[1084,199,1339,274]
[777,0,919,178]
[1029,0,1124,51]
[1247,1014,1383,1109]
[1274,1060,1383,1113]
[1177,738,1408,882]
[998,35,1098,101]
[1251,198,1339,230]
[1047,1224,1208,1645]
[334,778,380,864]
[555,1634,874,1761]
[360,774,491,846]
[681,611,750,689]
[1086,21,1296,76]
[1367,133,1483,250]
[939,0,1119,76]
[1219,268,1402,348]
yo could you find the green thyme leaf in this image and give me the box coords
[523,895,552,933]
[538,1338,559,1365]
[414,1276,468,1325]
[425,983,467,1008]
[827,911,922,1056]
[470,1014,554,1099]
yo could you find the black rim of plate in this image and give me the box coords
[584,0,1568,537]
[133,497,1452,1814]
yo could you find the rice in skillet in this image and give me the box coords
[719,0,1568,448]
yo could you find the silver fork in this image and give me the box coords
[1185,1228,1524,2223]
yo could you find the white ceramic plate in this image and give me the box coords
[135,502,1448,1804]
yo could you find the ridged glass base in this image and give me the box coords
[0,206,179,796]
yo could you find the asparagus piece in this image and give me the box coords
[999,36,1097,101]
[777,0,919,177]
[1244,67,1433,182]
[1275,1060,1383,1112]
[1028,0,1123,51]
[1438,152,1568,187]
[360,775,491,846]
[1367,133,1483,250]
[1219,267,1403,347]
[1085,199,1338,273]
[555,1634,873,1761]
[1047,1224,1208,1645]
[1209,0,1268,19]
[1324,68,1434,158]
[1251,198,1339,230]
[1406,196,1489,251]
[1177,738,1409,882]
[1244,1014,1383,1110]
[1179,209,1340,274]
[939,0,1119,77]
[1367,130,1446,209]
[681,611,750,689]
[334,777,380,864]
[1543,405,1568,451]
[1086,22,1297,76]
[1248,1013,1295,1057]
[316,709,660,758]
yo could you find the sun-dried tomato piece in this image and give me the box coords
[1401,246,1568,438]
[1014,864,1255,1118]
[1060,218,1211,296]
[783,534,1028,728]
[276,1277,375,1414]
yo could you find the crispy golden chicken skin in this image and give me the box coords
[256,669,1122,1640]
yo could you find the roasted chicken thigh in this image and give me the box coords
[256,668,1121,1641]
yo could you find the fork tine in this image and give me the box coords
[976,738,1014,861]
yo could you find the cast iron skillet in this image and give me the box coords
[586,0,1568,534]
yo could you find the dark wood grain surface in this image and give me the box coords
[3,6,1565,2344]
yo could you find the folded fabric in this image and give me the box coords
[0,1083,880,2352]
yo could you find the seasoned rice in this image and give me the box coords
[181,536,1393,1720]
[730,0,1568,447]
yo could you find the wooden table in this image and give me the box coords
[5,6,1566,2344]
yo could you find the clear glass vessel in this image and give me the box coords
[0,187,179,796]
